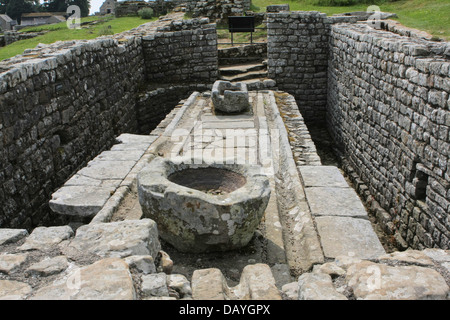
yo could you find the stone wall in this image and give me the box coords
[267,12,329,123]
[136,83,210,134]
[218,43,267,65]
[0,31,40,47]
[186,0,252,22]
[327,23,450,250]
[0,37,145,229]
[142,19,218,84]
[0,16,220,230]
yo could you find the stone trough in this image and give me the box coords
[211,80,250,113]
[137,156,271,253]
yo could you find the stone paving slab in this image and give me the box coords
[346,260,449,300]
[299,166,349,188]
[50,133,159,218]
[64,174,122,188]
[30,258,136,300]
[305,187,368,218]
[96,150,146,162]
[77,160,136,181]
[200,114,254,121]
[49,186,115,217]
[18,226,74,251]
[201,121,255,129]
[315,216,386,259]
[62,219,161,259]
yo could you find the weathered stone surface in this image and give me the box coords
[167,274,192,298]
[18,226,73,251]
[63,219,161,259]
[313,262,346,277]
[0,229,28,246]
[315,216,386,259]
[49,186,115,217]
[0,280,32,300]
[334,255,363,270]
[327,20,450,250]
[76,160,136,181]
[378,250,434,266]
[270,263,293,289]
[211,80,250,113]
[281,282,298,300]
[266,4,290,12]
[191,268,230,300]
[305,187,368,218]
[346,261,450,300]
[158,250,173,274]
[423,249,450,273]
[25,256,69,277]
[138,157,271,253]
[298,273,347,300]
[31,258,136,300]
[236,264,282,300]
[141,273,169,297]
[124,255,156,274]
[0,254,27,274]
[299,166,349,188]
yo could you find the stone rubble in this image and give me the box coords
[282,249,450,300]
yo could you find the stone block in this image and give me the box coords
[299,166,349,187]
[31,258,136,300]
[315,216,386,259]
[298,273,347,300]
[18,226,73,251]
[305,187,368,218]
[63,219,161,259]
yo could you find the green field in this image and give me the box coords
[252,0,450,40]
[0,15,156,61]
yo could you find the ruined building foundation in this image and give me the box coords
[0,10,449,300]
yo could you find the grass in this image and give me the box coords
[217,23,268,47]
[252,0,450,40]
[0,15,157,61]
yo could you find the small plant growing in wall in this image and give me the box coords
[138,8,154,20]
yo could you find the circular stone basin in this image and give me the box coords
[137,157,271,253]
[168,168,246,195]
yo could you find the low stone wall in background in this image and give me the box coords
[218,43,267,65]
[267,11,330,123]
[142,18,218,84]
[186,0,252,22]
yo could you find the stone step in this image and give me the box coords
[218,56,264,66]
[219,62,266,76]
[220,70,268,82]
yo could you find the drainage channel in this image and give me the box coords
[103,88,331,289]
[45,90,384,296]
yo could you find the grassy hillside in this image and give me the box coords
[252,0,450,40]
[0,16,156,61]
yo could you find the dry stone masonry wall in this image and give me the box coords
[142,18,218,84]
[186,0,252,22]
[327,23,450,250]
[0,37,144,230]
[267,12,329,123]
[0,15,219,230]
